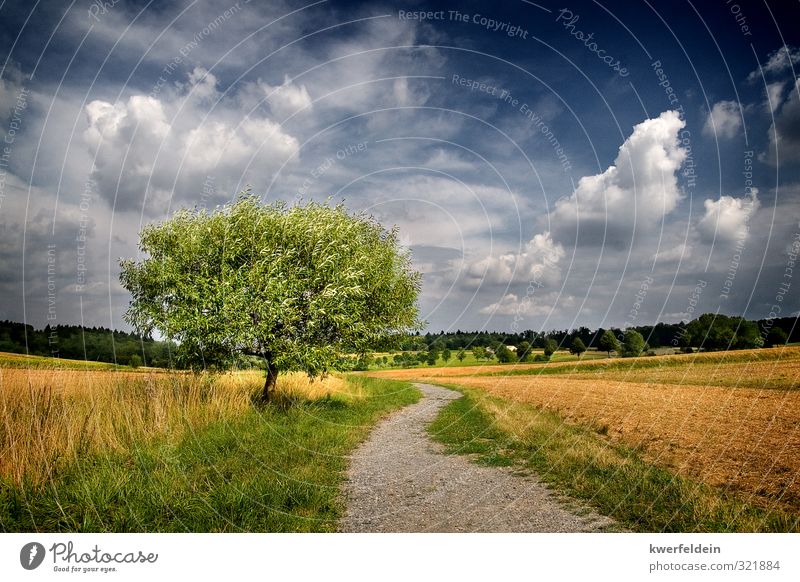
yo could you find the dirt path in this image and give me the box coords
[339,383,616,532]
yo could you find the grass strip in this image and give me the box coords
[0,376,418,532]
[428,385,799,532]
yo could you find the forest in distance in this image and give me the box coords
[1,313,798,368]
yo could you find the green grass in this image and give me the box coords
[428,386,800,532]
[0,376,419,532]
[0,351,128,370]
[368,349,606,370]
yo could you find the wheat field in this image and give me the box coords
[0,365,346,486]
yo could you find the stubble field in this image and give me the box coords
[371,346,800,516]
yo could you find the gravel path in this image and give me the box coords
[339,383,617,532]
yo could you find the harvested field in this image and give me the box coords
[371,346,800,514]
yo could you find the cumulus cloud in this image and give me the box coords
[259,75,313,119]
[479,290,575,316]
[466,232,564,287]
[83,70,300,212]
[747,45,800,82]
[697,192,759,243]
[702,100,742,139]
[548,110,687,247]
[763,78,800,164]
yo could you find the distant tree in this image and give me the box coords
[685,313,760,351]
[442,348,452,363]
[621,330,647,357]
[457,349,466,362]
[767,327,788,347]
[598,330,619,356]
[543,338,558,358]
[120,195,421,401]
[129,354,142,368]
[426,351,438,366]
[472,346,487,360]
[517,341,532,361]
[570,337,587,357]
[496,344,518,363]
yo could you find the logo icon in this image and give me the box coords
[20,542,46,570]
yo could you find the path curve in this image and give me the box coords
[339,383,616,532]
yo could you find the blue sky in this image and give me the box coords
[1,0,799,333]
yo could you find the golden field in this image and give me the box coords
[371,346,800,512]
[0,363,346,486]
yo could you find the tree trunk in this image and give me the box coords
[262,358,278,402]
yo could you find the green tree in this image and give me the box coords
[686,313,760,351]
[517,341,532,361]
[472,346,487,360]
[496,344,517,363]
[129,354,142,368]
[457,349,466,362]
[767,327,788,347]
[426,351,438,366]
[120,195,421,401]
[621,330,647,357]
[442,348,452,363]
[570,337,587,357]
[543,338,558,358]
[598,330,619,356]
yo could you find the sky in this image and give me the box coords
[1,0,799,335]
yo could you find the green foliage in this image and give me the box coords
[456,349,466,362]
[128,354,142,368]
[621,330,647,357]
[767,327,788,347]
[495,344,517,363]
[426,351,438,366]
[685,313,761,351]
[569,337,587,356]
[598,330,619,355]
[542,338,558,357]
[120,195,421,395]
[442,349,451,362]
[516,341,532,361]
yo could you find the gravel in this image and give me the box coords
[339,383,618,532]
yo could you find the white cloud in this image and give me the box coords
[548,110,687,247]
[764,78,800,165]
[83,71,300,212]
[697,193,759,243]
[702,100,742,139]
[479,291,575,316]
[765,82,786,113]
[466,232,564,287]
[748,46,800,82]
[259,76,313,119]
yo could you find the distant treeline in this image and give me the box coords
[399,313,799,352]
[0,320,174,367]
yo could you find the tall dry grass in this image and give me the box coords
[0,367,346,486]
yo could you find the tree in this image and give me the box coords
[621,330,646,357]
[472,346,487,360]
[457,349,466,362]
[426,351,438,366]
[543,338,558,358]
[570,337,587,357]
[120,195,421,401]
[767,327,788,347]
[598,330,619,356]
[442,348,452,363]
[686,313,761,351]
[496,344,517,363]
[517,341,532,361]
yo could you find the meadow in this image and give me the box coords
[0,354,418,531]
[371,346,800,531]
